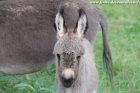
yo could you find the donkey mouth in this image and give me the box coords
[61,78,74,88]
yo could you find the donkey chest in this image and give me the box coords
[65,88,72,93]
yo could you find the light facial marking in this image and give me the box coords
[62,68,75,79]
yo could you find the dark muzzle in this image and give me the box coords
[61,77,74,88]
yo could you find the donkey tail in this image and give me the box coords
[99,13,114,84]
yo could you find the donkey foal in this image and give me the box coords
[53,7,98,93]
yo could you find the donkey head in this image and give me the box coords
[53,7,88,88]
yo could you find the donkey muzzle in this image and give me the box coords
[61,77,74,88]
[61,69,75,88]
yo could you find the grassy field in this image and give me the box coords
[0,0,140,93]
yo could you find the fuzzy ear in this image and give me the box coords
[54,7,66,37]
[76,9,88,38]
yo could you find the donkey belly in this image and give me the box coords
[0,24,56,74]
[0,38,56,74]
[0,59,52,74]
[0,46,55,74]
[0,32,56,74]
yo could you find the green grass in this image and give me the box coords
[92,1,140,93]
[0,0,140,93]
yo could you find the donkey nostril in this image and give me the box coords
[61,77,74,88]
[62,77,74,83]
[65,78,73,83]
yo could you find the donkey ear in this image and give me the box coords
[76,9,88,38]
[54,7,66,37]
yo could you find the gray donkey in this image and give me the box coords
[53,2,113,93]
[53,7,98,93]
[0,0,113,91]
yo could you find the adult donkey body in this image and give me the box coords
[0,0,113,83]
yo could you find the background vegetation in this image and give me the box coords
[0,0,140,93]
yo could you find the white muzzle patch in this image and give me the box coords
[62,69,75,79]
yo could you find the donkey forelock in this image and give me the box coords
[53,34,84,56]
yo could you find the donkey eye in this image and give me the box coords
[57,54,61,63]
[77,56,81,62]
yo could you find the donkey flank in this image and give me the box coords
[0,0,113,92]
